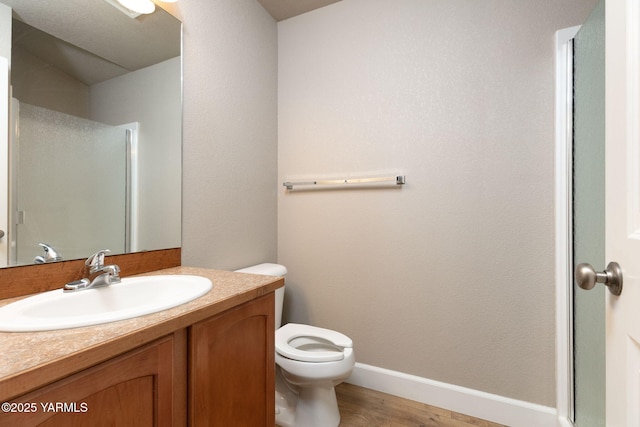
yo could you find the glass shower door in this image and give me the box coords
[13,102,128,264]
[572,0,605,425]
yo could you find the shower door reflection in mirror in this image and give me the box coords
[11,101,132,265]
[1,1,182,268]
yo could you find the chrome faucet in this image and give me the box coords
[63,249,121,292]
[34,243,63,264]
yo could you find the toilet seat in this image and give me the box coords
[276,323,353,363]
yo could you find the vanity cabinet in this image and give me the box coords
[0,331,187,426]
[0,291,276,427]
[189,293,275,426]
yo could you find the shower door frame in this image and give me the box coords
[554,25,580,427]
[555,20,609,426]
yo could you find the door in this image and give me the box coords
[189,294,275,426]
[604,0,640,425]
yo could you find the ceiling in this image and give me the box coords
[3,0,180,84]
[2,0,339,85]
[257,0,342,21]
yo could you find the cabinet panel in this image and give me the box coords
[38,376,154,427]
[190,293,275,426]
[0,331,186,427]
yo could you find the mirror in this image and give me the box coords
[0,0,182,266]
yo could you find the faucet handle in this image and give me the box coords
[37,243,63,262]
[85,249,111,272]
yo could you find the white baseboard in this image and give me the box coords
[345,363,559,427]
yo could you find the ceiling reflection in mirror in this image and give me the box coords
[0,0,182,267]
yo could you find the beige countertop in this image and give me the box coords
[0,266,284,401]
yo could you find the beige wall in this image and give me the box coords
[174,0,597,409]
[91,57,182,252]
[277,0,596,407]
[0,3,9,61]
[178,0,278,270]
[12,47,90,118]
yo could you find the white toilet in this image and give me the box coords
[235,263,355,427]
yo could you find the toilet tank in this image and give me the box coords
[235,263,287,329]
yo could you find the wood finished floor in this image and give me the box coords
[278,383,507,427]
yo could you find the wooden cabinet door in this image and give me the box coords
[0,331,187,427]
[189,293,275,426]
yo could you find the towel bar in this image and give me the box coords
[283,175,405,190]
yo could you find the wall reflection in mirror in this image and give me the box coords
[0,0,182,267]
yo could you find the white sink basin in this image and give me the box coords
[0,275,213,332]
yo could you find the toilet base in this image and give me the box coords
[275,369,341,427]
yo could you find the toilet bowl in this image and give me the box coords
[235,263,355,427]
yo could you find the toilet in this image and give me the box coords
[235,263,355,427]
